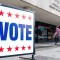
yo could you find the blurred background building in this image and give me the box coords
[0,0,60,43]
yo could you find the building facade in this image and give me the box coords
[0,0,60,43]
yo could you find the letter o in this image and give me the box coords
[9,23,18,41]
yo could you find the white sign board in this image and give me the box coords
[0,5,34,57]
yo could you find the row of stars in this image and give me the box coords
[0,45,31,52]
[0,10,32,20]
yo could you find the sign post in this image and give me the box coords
[0,5,35,59]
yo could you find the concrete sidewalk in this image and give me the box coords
[35,42,54,48]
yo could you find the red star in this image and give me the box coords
[7,12,12,17]
[28,45,31,50]
[15,46,19,51]
[22,15,26,19]
[0,46,4,52]
[21,45,26,50]
[0,10,4,16]
[15,13,19,18]
[7,46,12,52]
[28,16,31,20]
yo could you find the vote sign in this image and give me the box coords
[0,5,34,57]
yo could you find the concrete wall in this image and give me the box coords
[23,0,60,16]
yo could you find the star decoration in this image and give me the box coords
[0,10,4,16]
[28,16,31,20]
[0,46,4,52]
[21,45,26,50]
[7,46,12,52]
[15,46,19,51]
[28,45,31,50]
[15,13,19,18]
[7,12,12,17]
[22,15,26,19]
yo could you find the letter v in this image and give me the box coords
[0,22,9,40]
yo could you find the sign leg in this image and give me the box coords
[31,55,35,60]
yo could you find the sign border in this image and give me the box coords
[0,4,35,58]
